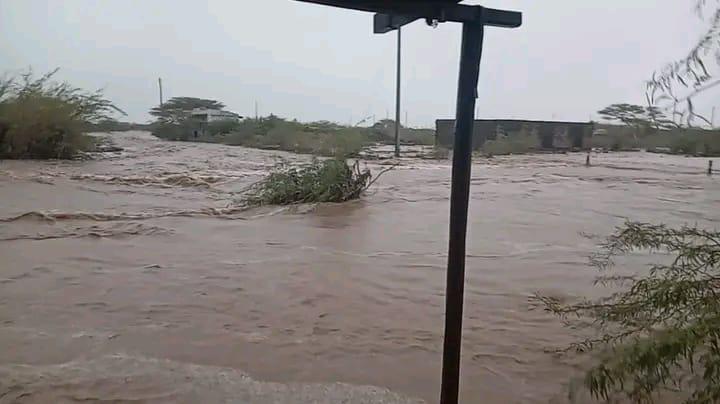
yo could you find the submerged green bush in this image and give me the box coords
[242,159,373,205]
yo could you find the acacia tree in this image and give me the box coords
[149,97,224,124]
[598,104,648,127]
[647,0,720,126]
[535,222,720,403]
[598,103,676,137]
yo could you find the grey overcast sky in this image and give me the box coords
[0,0,713,127]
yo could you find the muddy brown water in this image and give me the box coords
[0,131,718,403]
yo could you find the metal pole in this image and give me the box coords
[440,20,484,404]
[158,77,163,106]
[394,26,402,157]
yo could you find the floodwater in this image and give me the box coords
[0,131,718,403]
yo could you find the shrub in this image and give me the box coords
[205,120,240,136]
[667,131,720,156]
[223,119,369,157]
[670,135,699,155]
[1,95,86,158]
[535,222,720,403]
[0,69,122,159]
[325,128,367,157]
[698,134,720,156]
[150,114,433,157]
[242,159,373,205]
[150,121,196,141]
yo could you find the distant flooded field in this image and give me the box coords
[1,131,718,403]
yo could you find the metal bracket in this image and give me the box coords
[374,4,521,34]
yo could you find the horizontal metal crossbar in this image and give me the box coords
[296,1,520,33]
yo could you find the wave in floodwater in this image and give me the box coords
[0,131,717,403]
[0,222,172,241]
[69,172,242,189]
[0,208,248,223]
[0,354,422,404]
[0,204,318,225]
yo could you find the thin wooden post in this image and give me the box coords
[709,160,713,175]
[394,26,402,157]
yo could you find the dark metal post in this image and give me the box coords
[158,77,164,106]
[709,160,713,175]
[394,26,402,157]
[440,20,484,404]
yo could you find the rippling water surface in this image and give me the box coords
[1,131,718,403]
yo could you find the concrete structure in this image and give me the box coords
[190,108,242,123]
[189,108,242,138]
[435,119,594,150]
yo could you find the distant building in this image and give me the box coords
[435,119,594,150]
[188,108,242,138]
[190,108,242,123]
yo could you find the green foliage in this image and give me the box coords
[205,120,240,136]
[149,97,224,124]
[242,159,373,206]
[591,125,719,154]
[150,121,196,141]
[482,130,540,155]
[667,131,720,156]
[211,117,371,157]
[535,222,720,403]
[671,134,701,155]
[152,113,431,157]
[0,69,123,159]
[647,1,719,126]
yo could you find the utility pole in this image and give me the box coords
[158,77,163,106]
[394,26,402,157]
[255,101,259,120]
[291,4,521,403]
